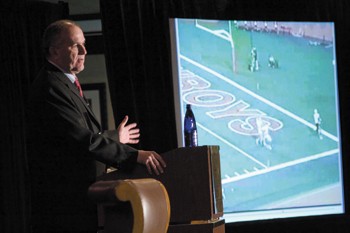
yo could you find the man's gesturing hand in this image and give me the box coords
[117,115,140,144]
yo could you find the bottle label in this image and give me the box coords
[184,130,198,147]
[192,130,198,146]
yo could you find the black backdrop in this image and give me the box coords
[0,1,68,232]
[100,0,350,232]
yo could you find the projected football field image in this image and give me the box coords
[171,19,344,222]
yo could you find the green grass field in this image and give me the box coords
[175,19,343,214]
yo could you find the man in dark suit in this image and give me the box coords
[26,19,166,232]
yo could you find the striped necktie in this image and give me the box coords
[74,77,83,97]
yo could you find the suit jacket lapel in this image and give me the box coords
[82,96,102,131]
[47,63,102,131]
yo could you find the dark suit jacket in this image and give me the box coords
[26,61,138,232]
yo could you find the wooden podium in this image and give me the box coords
[98,145,225,233]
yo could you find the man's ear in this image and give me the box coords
[49,46,58,58]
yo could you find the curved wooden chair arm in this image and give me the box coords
[88,178,171,233]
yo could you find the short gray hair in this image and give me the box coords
[42,19,81,57]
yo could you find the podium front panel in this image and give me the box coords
[99,145,223,223]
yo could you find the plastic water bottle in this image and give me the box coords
[184,104,198,147]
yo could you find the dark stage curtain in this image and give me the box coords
[100,0,179,153]
[0,1,68,232]
[1,2,29,232]
[100,0,350,154]
[100,0,350,232]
